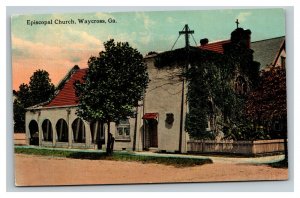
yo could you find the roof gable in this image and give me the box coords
[251,36,285,69]
[44,68,87,108]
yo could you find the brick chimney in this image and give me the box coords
[200,38,209,46]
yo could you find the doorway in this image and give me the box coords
[146,119,158,148]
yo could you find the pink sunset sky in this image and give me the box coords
[11,9,285,90]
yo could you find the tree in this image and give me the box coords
[29,70,55,105]
[245,66,287,159]
[13,70,55,132]
[245,66,287,125]
[75,39,149,153]
[13,84,30,132]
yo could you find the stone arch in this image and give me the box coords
[72,118,86,143]
[29,120,39,145]
[90,121,105,144]
[42,119,53,141]
[56,119,68,142]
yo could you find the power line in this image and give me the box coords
[170,26,185,51]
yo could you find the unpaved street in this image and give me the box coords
[15,154,288,186]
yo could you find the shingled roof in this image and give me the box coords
[199,40,230,54]
[44,68,87,108]
[251,36,285,69]
[198,36,285,69]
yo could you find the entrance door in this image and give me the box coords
[148,120,158,148]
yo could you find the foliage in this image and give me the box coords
[13,84,30,132]
[74,39,149,123]
[245,66,287,139]
[223,122,270,141]
[15,147,213,167]
[245,66,287,121]
[13,70,55,132]
[28,70,55,105]
[155,43,259,140]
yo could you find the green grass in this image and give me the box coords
[15,147,213,167]
[265,159,288,169]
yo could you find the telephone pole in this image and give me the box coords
[178,24,194,153]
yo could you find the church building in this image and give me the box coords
[25,25,286,153]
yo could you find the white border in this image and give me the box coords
[1,0,298,195]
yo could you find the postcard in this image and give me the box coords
[12,8,288,186]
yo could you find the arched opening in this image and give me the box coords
[72,118,86,143]
[90,121,105,149]
[90,121,105,144]
[56,119,68,142]
[235,76,248,95]
[29,120,39,145]
[42,119,53,141]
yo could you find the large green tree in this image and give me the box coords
[13,70,55,132]
[74,39,149,151]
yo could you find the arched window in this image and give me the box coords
[56,119,68,142]
[29,120,39,145]
[72,118,86,143]
[90,121,105,144]
[235,76,248,95]
[42,119,53,141]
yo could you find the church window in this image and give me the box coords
[42,119,53,141]
[115,119,131,140]
[235,76,248,95]
[281,56,286,68]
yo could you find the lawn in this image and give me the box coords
[14,147,213,167]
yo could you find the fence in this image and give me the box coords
[187,139,286,155]
[14,133,26,145]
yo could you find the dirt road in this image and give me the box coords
[14,154,288,186]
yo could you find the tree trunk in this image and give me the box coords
[133,106,138,151]
[106,120,111,155]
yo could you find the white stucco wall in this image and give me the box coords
[143,56,189,153]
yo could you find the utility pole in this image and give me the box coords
[178,24,194,153]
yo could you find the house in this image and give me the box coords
[25,27,285,153]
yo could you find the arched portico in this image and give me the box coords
[72,118,86,143]
[56,118,68,142]
[29,120,39,145]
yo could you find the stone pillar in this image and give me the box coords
[85,120,91,148]
[67,109,72,148]
[38,111,42,146]
[52,118,57,147]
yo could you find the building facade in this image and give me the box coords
[25,28,286,153]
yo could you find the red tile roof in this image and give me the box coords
[199,40,230,54]
[45,68,88,108]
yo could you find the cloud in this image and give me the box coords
[236,12,252,22]
[135,12,155,30]
[166,17,175,23]
[11,28,105,89]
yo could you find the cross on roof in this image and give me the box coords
[179,24,194,48]
[235,19,239,29]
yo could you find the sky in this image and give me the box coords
[11,8,285,90]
